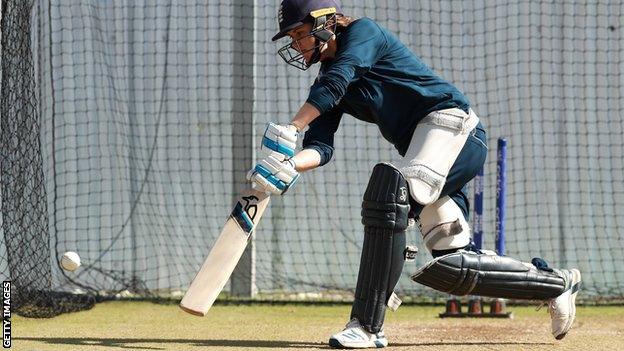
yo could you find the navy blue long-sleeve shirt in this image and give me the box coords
[302,17,470,166]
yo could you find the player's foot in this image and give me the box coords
[549,269,581,340]
[328,318,388,349]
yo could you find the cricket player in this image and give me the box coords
[247,0,582,348]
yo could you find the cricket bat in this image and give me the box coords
[180,188,270,316]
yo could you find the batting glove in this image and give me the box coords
[261,122,299,158]
[247,152,299,195]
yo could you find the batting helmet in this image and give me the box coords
[272,0,342,41]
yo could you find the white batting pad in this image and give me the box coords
[419,196,471,252]
[398,108,479,205]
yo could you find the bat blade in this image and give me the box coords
[180,188,270,316]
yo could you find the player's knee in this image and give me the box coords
[418,196,471,254]
[361,163,410,232]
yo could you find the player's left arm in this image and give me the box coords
[249,108,342,194]
[291,102,321,132]
[246,110,314,195]
[259,100,322,163]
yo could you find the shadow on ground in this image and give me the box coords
[14,337,554,349]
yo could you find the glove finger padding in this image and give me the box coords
[259,153,298,183]
[261,122,299,157]
[247,170,280,194]
[248,152,299,195]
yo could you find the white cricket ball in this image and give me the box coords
[61,251,81,271]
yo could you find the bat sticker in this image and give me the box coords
[231,195,259,234]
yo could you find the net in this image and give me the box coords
[0,0,94,317]
[1,0,622,318]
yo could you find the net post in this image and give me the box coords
[230,0,257,299]
[473,167,484,250]
[467,166,485,316]
[495,138,507,256]
[492,138,512,318]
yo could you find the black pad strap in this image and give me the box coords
[351,163,410,333]
[411,251,566,300]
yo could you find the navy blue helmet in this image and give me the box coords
[272,0,342,41]
[273,0,343,70]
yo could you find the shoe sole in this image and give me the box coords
[555,269,581,340]
[329,338,344,349]
[328,337,388,349]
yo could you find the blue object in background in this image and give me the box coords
[473,167,484,250]
[495,138,507,256]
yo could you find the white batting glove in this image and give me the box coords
[247,152,299,195]
[261,122,299,158]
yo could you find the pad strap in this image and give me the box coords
[422,220,463,252]
[419,196,471,253]
[420,109,476,133]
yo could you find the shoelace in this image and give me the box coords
[541,299,568,319]
[535,300,558,314]
[535,301,546,312]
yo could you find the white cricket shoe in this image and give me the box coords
[329,318,388,349]
[549,269,582,340]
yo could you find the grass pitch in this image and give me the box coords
[12,301,624,350]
